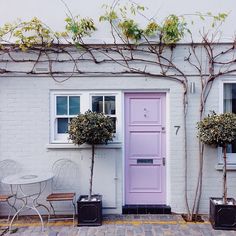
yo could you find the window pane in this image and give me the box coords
[226,143,236,153]
[92,96,103,113]
[110,117,116,133]
[69,96,80,115]
[105,96,116,115]
[224,83,236,153]
[56,96,67,115]
[224,84,236,113]
[57,118,69,133]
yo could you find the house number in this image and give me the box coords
[174,126,180,135]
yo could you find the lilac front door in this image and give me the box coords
[125,93,166,204]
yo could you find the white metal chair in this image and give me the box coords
[46,159,79,225]
[0,159,21,222]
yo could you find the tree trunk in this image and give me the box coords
[89,144,95,201]
[223,145,227,204]
[183,92,191,220]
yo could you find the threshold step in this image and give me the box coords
[122,205,171,214]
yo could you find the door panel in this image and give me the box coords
[130,98,161,125]
[129,132,161,157]
[129,164,162,192]
[125,93,166,204]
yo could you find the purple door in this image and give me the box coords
[125,93,166,204]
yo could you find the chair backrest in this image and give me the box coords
[0,159,21,181]
[51,159,79,192]
[0,159,21,192]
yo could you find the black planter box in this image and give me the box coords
[209,197,236,230]
[77,195,102,226]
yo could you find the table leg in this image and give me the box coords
[9,181,50,232]
[25,204,45,231]
[33,181,50,215]
[7,185,18,222]
[9,198,26,231]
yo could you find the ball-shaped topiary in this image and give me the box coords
[69,110,114,200]
[69,110,114,145]
[197,112,236,148]
[197,111,236,204]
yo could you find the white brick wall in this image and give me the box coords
[1,45,236,216]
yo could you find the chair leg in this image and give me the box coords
[47,200,76,224]
[48,201,56,223]
[72,198,76,226]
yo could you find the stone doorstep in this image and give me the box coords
[122,205,171,215]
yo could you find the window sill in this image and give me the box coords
[46,142,122,149]
[215,164,236,171]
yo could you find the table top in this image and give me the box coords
[2,171,54,185]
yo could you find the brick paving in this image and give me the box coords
[0,215,236,236]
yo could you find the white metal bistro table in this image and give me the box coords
[2,171,54,231]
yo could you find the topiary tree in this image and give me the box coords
[69,110,114,201]
[197,112,236,204]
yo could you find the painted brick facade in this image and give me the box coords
[0,45,236,216]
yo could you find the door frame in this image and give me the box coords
[122,91,170,205]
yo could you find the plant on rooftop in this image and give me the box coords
[0,17,56,51]
[64,16,96,46]
[161,14,187,44]
[99,2,187,44]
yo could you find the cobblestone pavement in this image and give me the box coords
[1,214,236,236]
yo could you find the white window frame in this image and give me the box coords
[50,91,82,143]
[219,79,236,164]
[50,90,121,144]
[90,92,121,141]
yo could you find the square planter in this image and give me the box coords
[209,197,236,230]
[77,194,102,226]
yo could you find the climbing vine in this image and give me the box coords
[0,0,234,222]
[0,18,56,50]
[64,16,96,44]
[99,2,188,44]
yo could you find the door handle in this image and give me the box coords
[162,157,166,166]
